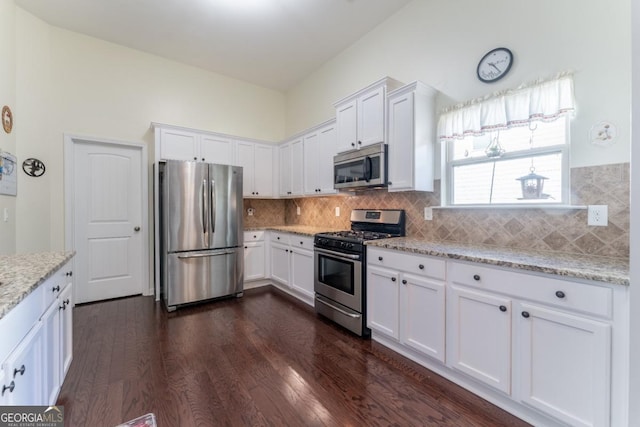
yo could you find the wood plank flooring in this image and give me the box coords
[57,286,530,426]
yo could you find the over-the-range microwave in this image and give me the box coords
[333,142,387,190]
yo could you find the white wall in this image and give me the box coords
[0,1,16,254]
[14,10,287,251]
[285,0,631,170]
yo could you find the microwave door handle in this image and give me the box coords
[364,156,372,182]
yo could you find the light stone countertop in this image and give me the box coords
[0,251,75,320]
[366,237,630,286]
[245,225,343,237]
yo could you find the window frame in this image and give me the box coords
[442,116,571,207]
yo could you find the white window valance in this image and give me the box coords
[437,73,575,141]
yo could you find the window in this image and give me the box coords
[437,74,574,207]
[446,118,569,205]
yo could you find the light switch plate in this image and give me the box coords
[424,207,433,221]
[335,207,340,217]
[587,205,608,226]
[296,206,301,216]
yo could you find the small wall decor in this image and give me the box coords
[2,105,13,134]
[590,121,617,147]
[22,158,46,177]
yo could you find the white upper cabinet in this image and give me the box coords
[303,120,337,196]
[279,142,292,197]
[387,81,436,192]
[291,138,304,196]
[334,77,403,154]
[237,140,274,198]
[156,126,236,164]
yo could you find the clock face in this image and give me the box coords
[477,48,513,83]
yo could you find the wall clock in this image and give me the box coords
[477,47,513,83]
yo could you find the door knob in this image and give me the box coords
[134,226,141,232]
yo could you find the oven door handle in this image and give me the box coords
[315,247,361,261]
[315,297,361,318]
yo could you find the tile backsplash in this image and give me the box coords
[245,163,629,258]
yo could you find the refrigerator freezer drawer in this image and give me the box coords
[164,247,244,309]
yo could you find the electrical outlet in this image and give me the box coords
[587,205,608,226]
[3,208,7,222]
[296,206,301,216]
[424,207,433,221]
[247,208,255,216]
[335,207,340,217]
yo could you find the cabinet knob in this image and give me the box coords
[69,271,73,277]
[2,381,15,395]
[52,285,60,293]
[193,157,197,160]
[300,241,303,245]
[202,158,205,161]
[499,305,507,312]
[358,141,362,145]
[388,182,392,186]
[473,274,481,281]
[134,226,141,232]
[65,298,70,305]
[418,264,424,270]
[351,143,355,147]
[555,290,566,299]
[391,277,396,282]
[277,237,280,240]
[13,365,25,378]
[244,246,248,249]
[256,192,259,195]
[253,235,257,238]
[378,256,383,261]
[521,311,530,318]
[401,279,407,285]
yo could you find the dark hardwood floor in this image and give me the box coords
[57,287,530,427]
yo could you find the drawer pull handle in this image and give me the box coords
[401,279,407,285]
[391,277,396,282]
[2,381,15,395]
[473,274,481,281]
[300,241,303,245]
[13,365,25,378]
[521,311,530,318]
[378,256,383,261]
[253,235,257,238]
[418,264,424,270]
[277,237,280,240]
[499,305,507,312]
[555,290,566,299]
[244,246,248,249]
[52,285,60,293]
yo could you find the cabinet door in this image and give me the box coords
[236,141,255,196]
[244,241,265,281]
[400,273,445,362]
[200,135,235,165]
[253,144,273,197]
[387,92,414,191]
[279,143,292,196]
[357,86,385,147]
[159,128,199,161]
[366,266,400,339]
[336,99,358,153]
[303,131,319,195]
[290,138,304,196]
[291,248,314,299]
[317,123,338,194]
[517,303,611,427]
[41,301,61,405]
[448,285,512,395]
[3,320,44,405]
[270,243,290,286]
[59,284,73,377]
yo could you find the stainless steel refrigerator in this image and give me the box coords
[159,160,244,311]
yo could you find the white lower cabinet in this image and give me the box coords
[268,232,314,305]
[447,285,512,394]
[0,260,73,406]
[516,302,611,427]
[367,248,446,362]
[244,231,266,282]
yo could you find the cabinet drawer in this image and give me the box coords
[244,231,265,242]
[368,247,445,281]
[448,261,613,318]
[270,232,290,245]
[291,236,314,250]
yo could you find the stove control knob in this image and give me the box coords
[347,243,354,249]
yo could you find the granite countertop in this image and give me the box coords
[366,237,629,286]
[0,251,75,320]
[245,225,343,237]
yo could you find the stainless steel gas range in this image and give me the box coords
[313,209,406,336]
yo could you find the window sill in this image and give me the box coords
[433,204,587,210]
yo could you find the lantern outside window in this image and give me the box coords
[516,169,548,199]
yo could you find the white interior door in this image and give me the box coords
[72,140,145,303]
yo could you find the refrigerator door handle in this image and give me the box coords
[177,248,239,259]
[210,179,216,234]
[201,179,208,235]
